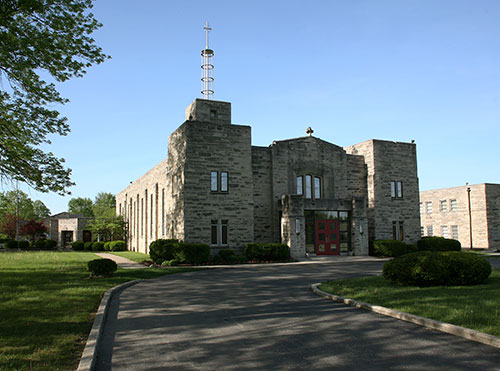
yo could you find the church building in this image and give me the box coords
[116,98,421,259]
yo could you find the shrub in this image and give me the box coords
[6,240,17,249]
[45,239,57,250]
[231,255,248,264]
[175,243,210,264]
[244,243,290,261]
[373,240,417,257]
[87,258,117,277]
[104,242,111,251]
[110,240,127,251]
[443,252,492,286]
[72,240,85,251]
[91,241,105,252]
[161,259,179,267]
[18,240,30,250]
[417,236,461,252]
[218,248,235,263]
[84,241,93,251]
[34,239,46,249]
[149,239,179,264]
[383,251,491,287]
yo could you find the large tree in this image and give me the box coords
[68,197,94,217]
[0,190,50,221]
[0,0,109,195]
[93,192,115,218]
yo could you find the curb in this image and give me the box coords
[77,279,143,371]
[310,283,500,349]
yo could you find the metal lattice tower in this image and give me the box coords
[201,21,214,99]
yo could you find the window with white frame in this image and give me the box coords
[426,201,433,213]
[427,225,433,236]
[440,200,447,212]
[441,225,449,238]
[211,219,228,246]
[450,199,457,211]
[419,203,423,214]
[451,225,458,240]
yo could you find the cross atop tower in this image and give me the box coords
[203,21,212,49]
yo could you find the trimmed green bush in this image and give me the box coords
[6,240,17,249]
[34,239,46,249]
[18,240,29,250]
[84,241,93,251]
[91,241,105,252]
[87,258,117,277]
[373,240,417,257]
[417,236,461,252]
[230,255,248,264]
[175,243,210,264]
[383,251,491,287]
[218,249,235,263]
[244,243,290,261]
[45,239,57,250]
[110,240,127,251]
[72,240,85,251]
[103,242,111,251]
[149,239,179,264]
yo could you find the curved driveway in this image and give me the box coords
[95,258,500,370]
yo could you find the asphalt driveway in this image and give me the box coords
[95,258,500,370]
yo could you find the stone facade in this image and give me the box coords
[43,212,92,248]
[420,183,500,249]
[117,98,421,258]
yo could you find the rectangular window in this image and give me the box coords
[221,220,228,245]
[426,202,433,213]
[211,171,218,191]
[421,226,425,237]
[296,176,303,195]
[450,199,457,211]
[427,225,433,236]
[441,225,448,238]
[392,221,397,240]
[220,172,228,192]
[390,181,396,198]
[440,200,447,212]
[211,220,218,245]
[419,203,423,214]
[399,222,404,241]
[397,181,403,198]
[305,175,312,198]
[451,225,458,240]
[314,177,321,199]
[211,219,228,246]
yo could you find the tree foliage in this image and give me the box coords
[0,0,109,194]
[19,219,47,244]
[0,190,50,221]
[93,192,115,218]
[0,212,17,239]
[68,196,93,217]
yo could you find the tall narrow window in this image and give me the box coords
[305,175,312,198]
[392,221,397,240]
[426,202,433,213]
[441,225,448,238]
[421,226,425,237]
[399,222,404,241]
[140,198,144,237]
[451,225,458,240]
[397,181,403,198]
[427,225,433,236]
[390,181,396,198]
[220,172,228,192]
[296,176,303,195]
[221,220,228,245]
[211,219,228,246]
[419,203,423,214]
[314,177,321,199]
[211,171,218,191]
[150,194,153,237]
[440,200,447,212]
[211,220,218,245]
[450,199,457,211]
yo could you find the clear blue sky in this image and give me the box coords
[16,0,500,214]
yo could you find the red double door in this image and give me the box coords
[315,219,340,255]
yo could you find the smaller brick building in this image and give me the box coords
[117,98,421,258]
[420,183,500,249]
[43,212,92,248]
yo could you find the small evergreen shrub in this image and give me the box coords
[6,240,17,249]
[383,251,491,287]
[373,240,416,257]
[72,240,85,251]
[34,239,46,249]
[149,239,179,264]
[84,241,93,251]
[231,255,248,264]
[218,249,235,263]
[87,258,117,277]
[417,236,461,252]
[91,241,105,252]
[244,243,290,261]
[18,240,29,250]
[175,243,210,264]
[110,240,127,251]
[45,239,57,250]
[103,242,111,251]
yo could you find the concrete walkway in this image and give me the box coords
[94,253,146,269]
[92,258,500,370]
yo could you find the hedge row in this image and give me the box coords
[149,239,210,265]
[373,236,461,257]
[72,240,127,252]
[2,239,56,250]
[244,243,290,261]
[383,251,491,287]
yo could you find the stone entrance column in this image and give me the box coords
[281,195,306,259]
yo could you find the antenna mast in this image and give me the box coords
[201,21,214,99]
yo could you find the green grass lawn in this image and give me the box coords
[0,251,199,371]
[107,250,151,263]
[320,269,500,337]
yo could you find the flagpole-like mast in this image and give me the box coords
[201,21,214,99]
